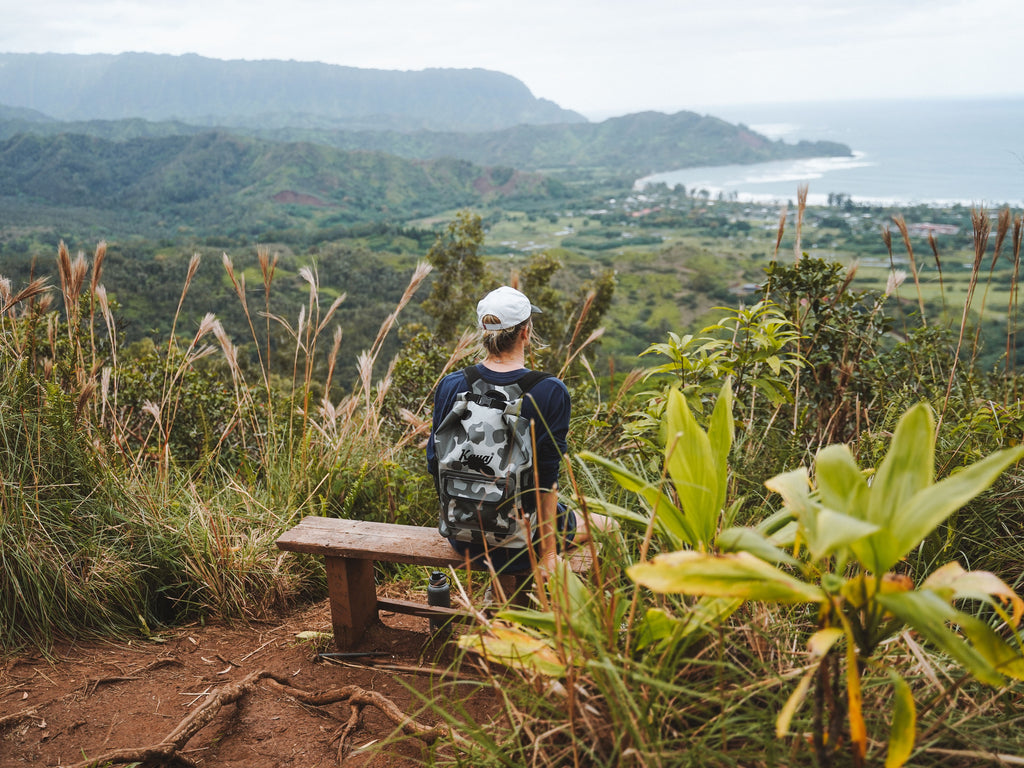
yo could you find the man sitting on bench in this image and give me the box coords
[427,286,614,579]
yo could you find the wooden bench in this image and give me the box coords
[275,516,589,649]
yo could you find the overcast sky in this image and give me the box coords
[1,0,1020,119]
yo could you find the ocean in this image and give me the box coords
[636,97,1024,208]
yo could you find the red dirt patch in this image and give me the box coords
[272,191,331,207]
[1,602,498,767]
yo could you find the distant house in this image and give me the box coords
[907,223,959,237]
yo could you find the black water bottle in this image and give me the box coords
[427,571,451,637]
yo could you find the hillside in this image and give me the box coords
[246,110,852,175]
[0,52,585,132]
[0,131,563,236]
[0,109,852,180]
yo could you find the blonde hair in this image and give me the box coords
[480,316,545,357]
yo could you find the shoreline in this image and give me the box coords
[635,152,1024,211]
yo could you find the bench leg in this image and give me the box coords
[324,556,377,650]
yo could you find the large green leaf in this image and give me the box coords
[877,590,1006,687]
[815,444,869,520]
[707,378,734,519]
[663,388,719,548]
[578,451,696,547]
[866,404,935,527]
[806,508,879,562]
[717,526,800,568]
[629,551,825,603]
[862,444,1024,573]
[768,455,878,565]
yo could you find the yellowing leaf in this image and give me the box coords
[845,628,867,762]
[776,667,815,738]
[885,671,916,768]
[808,628,844,659]
[629,551,824,603]
[458,625,566,677]
[921,562,1024,627]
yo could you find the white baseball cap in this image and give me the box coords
[476,286,542,330]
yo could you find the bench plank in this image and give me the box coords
[276,516,476,568]
[275,515,592,650]
[377,597,473,623]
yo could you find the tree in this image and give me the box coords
[520,253,614,377]
[421,210,486,342]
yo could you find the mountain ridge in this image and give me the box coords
[0,52,586,132]
[0,107,852,178]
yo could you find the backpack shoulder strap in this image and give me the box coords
[516,370,552,394]
[462,365,551,395]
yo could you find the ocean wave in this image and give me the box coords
[693,189,1023,209]
[635,149,1023,208]
[638,152,874,190]
[724,154,876,185]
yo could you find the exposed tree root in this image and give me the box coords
[68,669,445,768]
[334,704,362,763]
[264,676,446,761]
[0,706,40,732]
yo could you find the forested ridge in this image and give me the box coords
[0,107,851,178]
[0,130,562,234]
[0,52,585,132]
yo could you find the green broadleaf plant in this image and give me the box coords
[577,378,744,653]
[580,378,735,552]
[630,401,1024,767]
[640,301,802,406]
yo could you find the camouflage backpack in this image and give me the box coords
[435,366,552,547]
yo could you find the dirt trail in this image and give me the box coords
[1,601,497,767]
